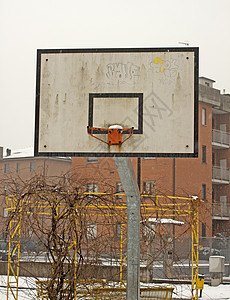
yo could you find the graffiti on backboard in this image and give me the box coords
[151,57,179,83]
[106,62,140,80]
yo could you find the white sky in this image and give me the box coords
[0,0,230,151]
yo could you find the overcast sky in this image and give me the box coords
[0,0,230,151]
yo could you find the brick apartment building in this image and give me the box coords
[72,77,230,238]
[0,147,72,238]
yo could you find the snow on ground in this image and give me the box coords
[0,276,230,299]
[199,284,230,299]
[161,283,230,299]
[141,282,230,299]
[0,276,37,300]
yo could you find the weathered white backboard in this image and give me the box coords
[35,48,198,157]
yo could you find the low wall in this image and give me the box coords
[1,261,229,282]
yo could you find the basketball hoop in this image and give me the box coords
[87,125,134,146]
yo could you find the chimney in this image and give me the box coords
[0,146,3,159]
[6,148,11,157]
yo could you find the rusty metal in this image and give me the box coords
[87,126,134,145]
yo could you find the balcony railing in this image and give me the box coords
[212,203,230,219]
[212,166,230,182]
[212,129,230,147]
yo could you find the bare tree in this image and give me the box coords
[0,174,125,299]
[0,173,204,299]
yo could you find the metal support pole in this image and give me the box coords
[172,158,176,260]
[137,157,141,190]
[114,157,140,300]
[163,224,173,278]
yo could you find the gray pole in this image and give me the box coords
[114,157,140,300]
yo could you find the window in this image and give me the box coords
[3,208,8,218]
[16,163,20,173]
[4,163,9,174]
[115,223,121,238]
[28,230,33,237]
[205,82,210,87]
[86,223,97,239]
[87,183,98,193]
[202,184,206,200]
[116,182,123,200]
[202,108,206,126]
[4,186,8,195]
[202,223,206,237]
[212,188,215,201]
[212,153,215,166]
[30,162,35,172]
[2,230,7,239]
[87,183,98,197]
[142,223,155,240]
[143,181,155,195]
[202,145,206,164]
[87,157,98,163]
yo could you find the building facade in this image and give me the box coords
[0,147,72,238]
[72,77,230,238]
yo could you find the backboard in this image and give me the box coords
[35,48,198,157]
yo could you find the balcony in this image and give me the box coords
[212,166,230,184]
[212,129,230,149]
[212,203,230,220]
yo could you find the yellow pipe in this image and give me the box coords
[6,193,200,299]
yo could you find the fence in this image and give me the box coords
[199,236,230,263]
[212,166,230,182]
[150,236,230,264]
[212,203,230,218]
[140,236,230,279]
[5,236,227,281]
[212,129,230,146]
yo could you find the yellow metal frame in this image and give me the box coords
[119,207,127,287]
[190,197,199,300]
[6,196,22,300]
[6,193,200,300]
[117,194,200,300]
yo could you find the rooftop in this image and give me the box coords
[1,147,71,161]
[3,147,33,159]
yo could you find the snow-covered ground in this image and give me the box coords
[193,284,230,299]
[158,283,230,299]
[0,276,229,299]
